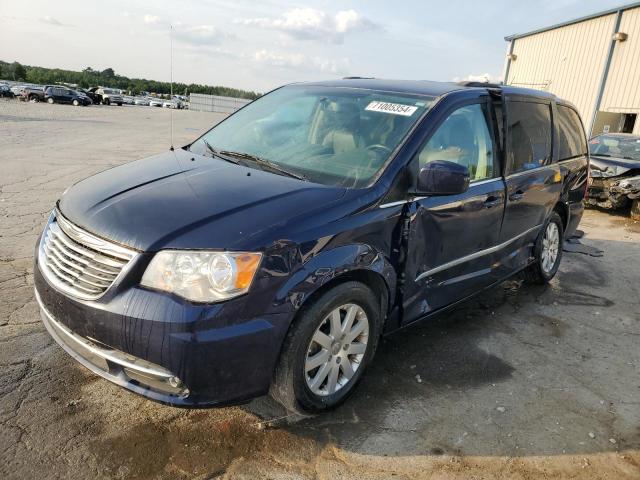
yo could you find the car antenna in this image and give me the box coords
[169,23,174,151]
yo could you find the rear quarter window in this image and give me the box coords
[506,100,552,174]
[557,105,587,160]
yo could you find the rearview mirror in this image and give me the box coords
[416,160,470,195]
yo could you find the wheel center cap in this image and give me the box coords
[331,341,341,355]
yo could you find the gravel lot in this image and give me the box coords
[1,98,639,479]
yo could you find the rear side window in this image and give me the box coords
[557,105,587,160]
[506,100,552,173]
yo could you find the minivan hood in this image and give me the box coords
[59,149,347,252]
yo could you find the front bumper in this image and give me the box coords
[36,288,189,400]
[34,256,292,407]
[588,175,640,209]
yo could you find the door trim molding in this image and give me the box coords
[379,178,504,209]
[415,223,542,282]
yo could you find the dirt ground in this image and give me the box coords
[1,98,639,480]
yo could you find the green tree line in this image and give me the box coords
[0,61,260,100]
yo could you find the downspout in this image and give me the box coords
[502,39,515,85]
[589,9,624,136]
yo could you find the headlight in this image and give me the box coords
[141,251,262,302]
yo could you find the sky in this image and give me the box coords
[0,0,629,93]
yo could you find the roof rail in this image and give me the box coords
[342,76,375,80]
[457,81,503,89]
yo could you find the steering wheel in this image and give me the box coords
[366,144,392,155]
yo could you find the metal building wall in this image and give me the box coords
[506,13,616,129]
[189,93,252,114]
[600,6,640,134]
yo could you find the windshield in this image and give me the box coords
[590,134,640,161]
[190,85,434,188]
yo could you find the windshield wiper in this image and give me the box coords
[201,139,241,165]
[219,150,308,181]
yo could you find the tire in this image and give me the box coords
[631,199,640,221]
[117,103,122,106]
[47,97,54,104]
[29,95,39,103]
[104,98,110,105]
[270,281,381,413]
[523,211,564,284]
[72,99,79,106]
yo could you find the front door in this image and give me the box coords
[403,99,506,323]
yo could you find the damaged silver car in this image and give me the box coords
[587,133,640,219]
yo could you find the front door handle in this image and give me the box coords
[509,190,525,201]
[483,195,503,208]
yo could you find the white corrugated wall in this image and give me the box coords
[600,6,640,135]
[506,13,617,129]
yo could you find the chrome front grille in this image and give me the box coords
[38,211,137,300]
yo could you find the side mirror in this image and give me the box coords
[416,160,470,195]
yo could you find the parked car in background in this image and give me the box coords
[21,86,46,102]
[588,133,640,219]
[10,85,28,96]
[0,83,14,97]
[86,87,103,105]
[35,79,588,412]
[75,89,93,104]
[134,97,150,106]
[122,95,134,105]
[75,88,98,105]
[44,86,91,106]
[88,87,123,105]
[98,88,124,106]
[148,97,163,107]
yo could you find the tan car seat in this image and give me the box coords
[320,102,362,154]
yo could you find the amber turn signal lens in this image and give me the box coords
[234,253,262,289]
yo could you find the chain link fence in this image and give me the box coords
[189,93,252,114]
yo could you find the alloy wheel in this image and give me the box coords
[305,303,369,396]
[541,222,560,273]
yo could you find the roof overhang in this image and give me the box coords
[504,1,640,41]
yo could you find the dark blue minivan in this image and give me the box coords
[34,79,589,412]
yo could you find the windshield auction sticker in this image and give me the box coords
[365,101,418,116]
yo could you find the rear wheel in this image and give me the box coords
[47,97,54,104]
[104,98,110,105]
[523,211,564,284]
[72,99,79,106]
[29,95,39,103]
[270,281,381,413]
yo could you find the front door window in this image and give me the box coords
[417,103,495,182]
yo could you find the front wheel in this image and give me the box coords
[523,211,564,284]
[104,98,110,105]
[72,99,79,106]
[270,282,381,413]
[47,97,54,104]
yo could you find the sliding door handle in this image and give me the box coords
[509,190,525,201]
